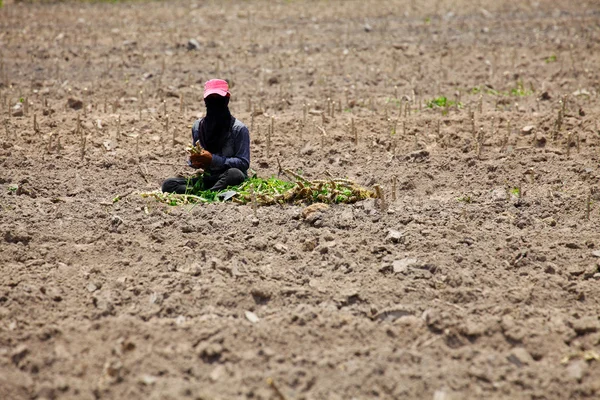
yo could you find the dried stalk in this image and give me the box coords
[374,184,386,211]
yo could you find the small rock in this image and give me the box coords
[86,282,99,293]
[591,250,600,258]
[11,104,23,117]
[209,365,225,382]
[572,89,591,97]
[273,243,288,254]
[385,229,404,244]
[187,38,201,50]
[507,347,534,367]
[593,273,600,281]
[433,390,449,400]
[375,307,413,322]
[491,187,508,201]
[567,360,587,382]
[140,375,157,386]
[245,311,260,324]
[364,23,373,32]
[67,98,83,110]
[521,125,535,134]
[392,258,418,274]
[251,217,259,226]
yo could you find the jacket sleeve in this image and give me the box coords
[191,119,203,146]
[210,125,250,172]
[187,119,203,169]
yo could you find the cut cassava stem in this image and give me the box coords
[80,132,86,161]
[267,116,273,158]
[586,191,591,220]
[374,184,386,210]
[117,114,121,141]
[250,183,258,218]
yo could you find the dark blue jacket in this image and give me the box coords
[191,117,250,175]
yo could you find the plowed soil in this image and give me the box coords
[1,0,600,399]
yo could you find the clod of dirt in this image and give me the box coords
[179,262,202,276]
[570,317,600,335]
[273,243,288,254]
[300,142,316,155]
[4,230,32,245]
[251,286,272,303]
[405,149,429,162]
[92,292,115,317]
[535,135,547,148]
[302,203,329,219]
[102,360,123,384]
[392,257,418,273]
[385,229,405,244]
[11,345,29,366]
[66,98,83,110]
[567,360,587,382]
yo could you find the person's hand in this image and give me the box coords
[189,149,212,169]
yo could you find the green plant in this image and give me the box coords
[545,54,557,63]
[510,80,532,97]
[426,96,462,109]
[470,86,499,96]
[510,187,520,197]
[457,194,472,203]
[142,174,376,207]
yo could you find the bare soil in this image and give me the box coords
[1,0,600,399]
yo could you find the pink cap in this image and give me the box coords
[203,79,230,98]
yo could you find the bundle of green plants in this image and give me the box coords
[141,172,376,207]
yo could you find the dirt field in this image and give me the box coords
[1,0,600,398]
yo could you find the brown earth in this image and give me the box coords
[1,0,600,399]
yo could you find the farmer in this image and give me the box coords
[161,79,250,194]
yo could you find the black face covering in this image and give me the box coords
[202,95,232,153]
